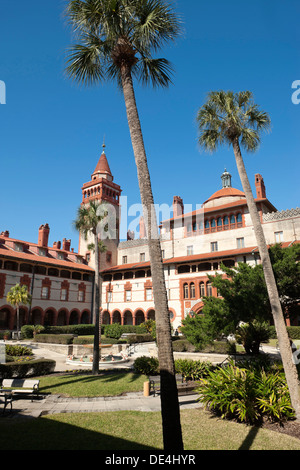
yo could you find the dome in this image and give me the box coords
[205,186,245,203]
[202,169,246,208]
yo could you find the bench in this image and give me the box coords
[0,391,13,415]
[0,379,40,401]
[149,374,198,396]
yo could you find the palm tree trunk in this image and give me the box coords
[232,137,300,419]
[92,232,100,374]
[120,63,184,450]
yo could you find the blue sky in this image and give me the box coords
[0,0,299,250]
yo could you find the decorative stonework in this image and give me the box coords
[263,207,300,222]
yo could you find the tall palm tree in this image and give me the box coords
[65,0,183,449]
[74,200,107,374]
[7,284,31,339]
[197,90,300,420]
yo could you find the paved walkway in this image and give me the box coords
[1,342,201,419]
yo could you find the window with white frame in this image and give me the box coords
[211,241,218,252]
[146,288,152,301]
[107,291,112,303]
[140,252,145,262]
[275,231,283,243]
[125,290,131,301]
[187,245,193,255]
[236,237,245,248]
[41,286,49,299]
[61,288,67,301]
[78,290,84,302]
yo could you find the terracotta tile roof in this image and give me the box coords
[204,187,245,203]
[101,240,299,274]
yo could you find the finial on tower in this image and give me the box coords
[221,168,232,188]
[102,135,106,154]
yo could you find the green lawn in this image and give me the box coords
[37,371,146,397]
[1,409,300,450]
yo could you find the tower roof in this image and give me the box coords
[92,144,113,180]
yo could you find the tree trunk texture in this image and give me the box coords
[92,232,100,374]
[120,63,184,450]
[233,138,300,419]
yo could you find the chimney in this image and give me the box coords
[139,216,146,239]
[38,224,50,247]
[173,196,184,218]
[255,174,266,199]
[53,241,61,249]
[62,238,71,251]
[0,230,9,238]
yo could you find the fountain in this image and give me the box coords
[66,344,129,367]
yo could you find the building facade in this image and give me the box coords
[1,145,299,332]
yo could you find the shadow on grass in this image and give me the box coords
[0,414,159,450]
[38,371,143,395]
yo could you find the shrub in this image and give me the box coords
[197,360,294,424]
[175,359,213,381]
[5,345,33,357]
[43,324,96,336]
[104,323,123,339]
[0,359,56,378]
[133,356,159,375]
[126,334,153,344]
[34,334,74,345]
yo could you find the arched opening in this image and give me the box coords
[112,310,121,324]
[135,309,145,325]
[44,309,55,327]
[31,308,43,325]
[123,310,133,325]
[69,310,79,325]
[0,308,11,329]
[57,309,68,326]
[147,309,155,321]
[81,310,90,324]
[102,310,111,325]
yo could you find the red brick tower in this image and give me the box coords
[79,143,122,269]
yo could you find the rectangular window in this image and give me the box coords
[275,231,283,243]
[122,256,127,264]
[187,245,193,255]
[146,288,152,301]
[61,288,67,301]
[211,241,218,252]
[41,287,49,299]
[78,290,84,302]
[125,290,131,301]
[161,249,165,259]
[107,291,112,303]
[140,253,145,262]
[237,237,245,248]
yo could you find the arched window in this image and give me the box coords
[205,220,210,229]
[190,282,195,298]
[199,282,205,297]
[206,282,212,297]
[183,283,189,299]
[223,216,229,225]
[230,214,236,224]
[236,213,242,223]
[211,219,216,227]
[217,217,222,227]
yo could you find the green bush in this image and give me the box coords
[0,359,56,378]
[126,334,153,344]
[34,334,74,345]
[133,356,159,375]
[197,360,295,424]
[174,359,213,381]
[5,345,33,357]
[269,326,300,340]
[43,325,96,336]
[104,323,123,339]
[172,339,195,352]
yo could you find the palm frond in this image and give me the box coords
[65,33,105,85]
[134,56,173,88]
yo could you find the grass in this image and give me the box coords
[1,409,300,450]
[37,371,145,397]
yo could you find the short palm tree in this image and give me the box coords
[65,0,183,449]
[197,90,300,420]
[74,200,107,374]
[6,284,31,339]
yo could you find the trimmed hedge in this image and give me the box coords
[34,334,74,345]
[0,359,56,378]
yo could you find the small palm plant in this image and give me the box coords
[197,90,300,420]
[6,284,32,340]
